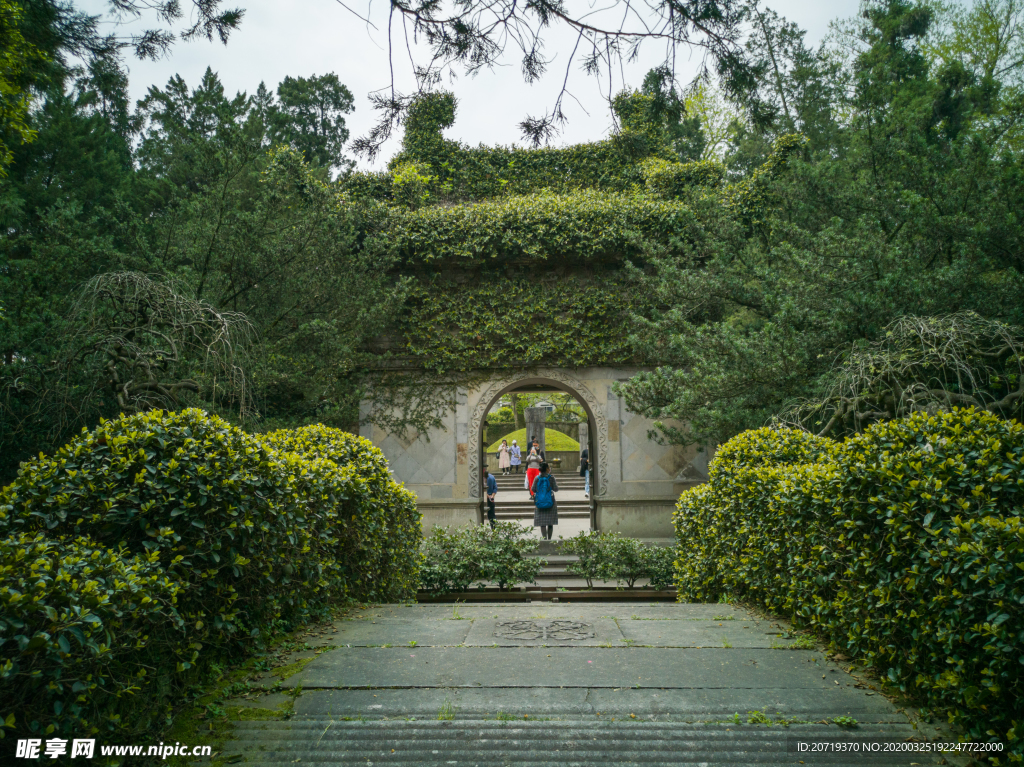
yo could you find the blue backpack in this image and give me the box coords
[534,475,554,510]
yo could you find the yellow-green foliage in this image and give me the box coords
[0,533,183,740]
[387,189,699,265]
[403,276,648,373]
[263,424,421,600]
[390,161,435,209]
[641,157,726,198]
[0,410,420,743]
[675,409,1022,757]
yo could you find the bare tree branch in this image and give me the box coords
[347,0,757,154]
[776,312,1024,436]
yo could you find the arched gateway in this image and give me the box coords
[361,366,712,538]
[345,90,738,538]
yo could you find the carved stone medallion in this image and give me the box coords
[494,619,595,641]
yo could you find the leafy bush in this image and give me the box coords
[263,424,422,602]
[0,533,184,741]
[643,545,677,591]
[675,409,1022,758]
[558,531,676,590]
[1,409,328,646]
[558,531,618,588]
[641,157,725,197]
[420,523,544,593]
[0,410,420,743]
[605,536,651,588]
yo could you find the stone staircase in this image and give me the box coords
[491,472,591,522]
[223,720,947,765]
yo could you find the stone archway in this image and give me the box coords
[467,369,608,499]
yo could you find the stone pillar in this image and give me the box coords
[578,421,589,456]
[525,407,547,457]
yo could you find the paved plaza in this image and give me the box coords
[212,602,954,765]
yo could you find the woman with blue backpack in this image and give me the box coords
[532,462,559,541]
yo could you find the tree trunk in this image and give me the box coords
[509,392,522,430]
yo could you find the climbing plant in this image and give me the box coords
[344,90,680,205]
[399,275,650,373]
[381,190,701,266]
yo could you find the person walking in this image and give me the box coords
[509,440,522,474]
[531,437,546,461]
[580,446,590,498]
[498,439,511,475]
[532,462,559,541]
[483,470,498,529]
[524,446,543,499]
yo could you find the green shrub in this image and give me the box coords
[419,526,482,594]
[0,410,421,743]
[263,423,422,601]
[558,531,618,588]
[2,409,337,646]
[675,409,1022,758]
[0,533,184,740]
[643,546,677,591]
[641,157,725,198]
[420,522,544,593]
[606,536,650,588]
[558,531,676,590]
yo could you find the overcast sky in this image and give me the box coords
[81,0,862,169]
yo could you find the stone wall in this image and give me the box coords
[361,366,714,537]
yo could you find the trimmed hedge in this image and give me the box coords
[385,189,700,265]
[263,424,421,601]
[675,408,1022,758]
[558,531,676,589]
[420,522,543,593]
[0,533,184,740]
[0,410,420,742]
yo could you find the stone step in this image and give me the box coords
[495,502,590,509]
[217,720,946,766]
[494,512,591,520]
[495,474,586,482]
[494,484,588,492]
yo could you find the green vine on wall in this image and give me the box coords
[382,189,701,265]
[400,276,649,372]
[343,90,679,204]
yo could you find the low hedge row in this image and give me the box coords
[0,410,420,744]
[419,522,543,593]
[558,531,676,590]
[418,526,677,593]
[675,409,1021,758]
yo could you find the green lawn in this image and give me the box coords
[487,427,580,452]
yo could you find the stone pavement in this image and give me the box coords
[211,602,955,766]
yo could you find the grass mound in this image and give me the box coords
[487,427,580,452]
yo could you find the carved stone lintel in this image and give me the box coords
[469,369,608,498]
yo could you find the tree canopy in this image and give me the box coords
[3,0,1024,481]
